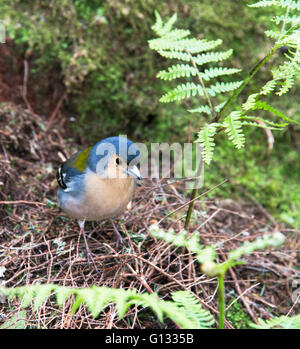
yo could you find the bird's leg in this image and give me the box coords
[78,219,99,273]
[109,219,123,249]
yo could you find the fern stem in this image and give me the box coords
[217,45,278,122]
[218,274,225,329]
[280,1,291,35]
[186,50,216,120]
[184,188,197,230]
[184,51,216,231]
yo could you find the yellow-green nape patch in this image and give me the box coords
[69,146,92,172]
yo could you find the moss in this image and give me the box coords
[226,301,252,329]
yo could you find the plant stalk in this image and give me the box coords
[184,50,214,231]
[216,45,278,123]
[218,274,225,329]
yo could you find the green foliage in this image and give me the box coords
[149,224,285,277]
[149,11,246,164]
[149,5,299,164]
[249,1,300,10]
[149,225,216,264]
[0,285,214,329]
[222,111,245,149]
[204,127,300,228]
[195,123,219,164]
[250,314,300,329]
[245,0,300,118]
[149,224,285,328]
[149,12,242,105]
[0,310,27,329]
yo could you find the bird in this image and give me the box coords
[56,136,141,271]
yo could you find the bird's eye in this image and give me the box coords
[116,158,121,165]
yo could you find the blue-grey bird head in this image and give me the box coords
[87,136,141,180]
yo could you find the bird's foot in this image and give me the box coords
[110,219,123,249]
[79,221,100,274]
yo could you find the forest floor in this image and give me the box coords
[0,102,299,329]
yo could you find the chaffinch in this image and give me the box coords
[56,136,141,270]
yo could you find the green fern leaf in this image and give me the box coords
[55,286,73,307]
[139,293,164,322]
[171,291,215,328]
[277,75,295,95]
[157,64,197,80]
[159,82,204,103]
[152,12,177,37]
[201,67,242,81]
[222,111,245,149]
[242,93,260,110]
[255,100,299,123]
[156,50,191,61]
[20,286,35,308]
[249,1,300,10]
[250,314,300,329]
[188,105,211,115]
[188,102,226,114]
[33,284,54,311]
[113,289,137,318]
[207,81,243,96]
[260,80,277,95]
[163,28,191,40]
[248,1,282,8]
[79,287,112,318]
[149,38,222,54]
[265,30,281,39]
[241,115,288,128]
[273,14,300,25]
[194,49,233,65]
[195,123,219,164]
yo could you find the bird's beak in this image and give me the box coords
[125,165,142,181]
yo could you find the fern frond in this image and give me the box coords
[171,291,215,328]
[0,283,214,329]
[152,11,177,37]
[241,120,284,130]
[201,67,242,81]
[249,1,300,10]
[149,38,222,54]
[195,123,220,164]
[250,314,300,329]
[222,111,245,149]
[242,94,299,124]
[194,49,233,65]
[248,1,280,7]
[188,102,226,114]
[260,80,277,95]
[149,225,216,264]
[228,232,285,261]
[273,14,300,25]
[255,99,299,123]
[156,50,191,61]
[241,115,288,128]
[157,64,197,80]
[207,81,243,96]
[188,105,211,115]
[242,93,260,110]
[265,30,281,39]
[159,82,203,103]
[163,28,191,40]
[150,225,285,277]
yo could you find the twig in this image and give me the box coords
[22,60,34,113]
[0,200,46,206]
[158,179,228,225]
[44,91,67,133]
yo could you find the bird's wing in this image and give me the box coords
[56,147,92,190]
